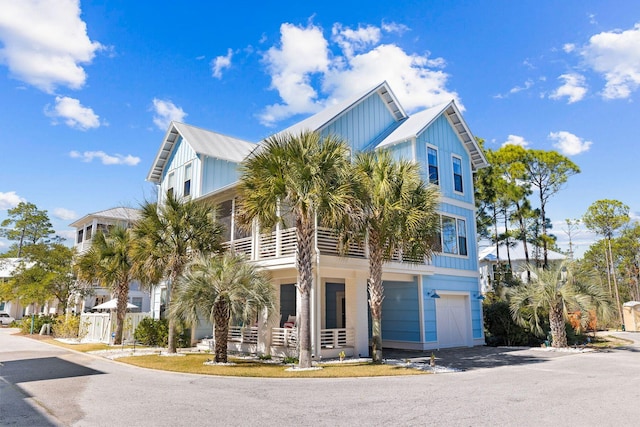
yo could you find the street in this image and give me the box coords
[1,327,639,426]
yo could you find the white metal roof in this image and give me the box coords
[146,122,256,183]
[69,207,141,228]
[272,81,407,139]
[478,242,567,262]
[376,100,488,170]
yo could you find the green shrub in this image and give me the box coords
[19,315,56,335]
[134,318,198,348]
[52,315,81,338]
[483,299,541,346]
[283,356,298,364]
[134,318,168,346]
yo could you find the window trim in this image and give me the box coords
[436,214,469,258]
[452,155,464,194]
[183,162,193,197]
[167,171,175,198]
[427,144,439,186]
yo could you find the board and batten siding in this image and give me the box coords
[321,93,398,153]
[422,274,483,341]
[381,279,421,342]
[201,156,242,196]
[160,136,201,199]
[416,114,473,205]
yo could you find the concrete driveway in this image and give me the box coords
[2,328,639,426]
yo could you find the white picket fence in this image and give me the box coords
[79,312,151,343]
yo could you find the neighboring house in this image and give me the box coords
[0,258,40,319]
[147,81,488,357]
[69,207,151,313]
[1,258,26,319]
[478,242,567,292]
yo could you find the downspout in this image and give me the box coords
[313,211,321,359]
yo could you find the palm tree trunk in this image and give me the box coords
[114,281,129,345]
[368,236,384,363]
[296,217,314,368]
[607,238,624,328]
[549,301,567,348]
[167,275,177,353]
[214,300,230,363]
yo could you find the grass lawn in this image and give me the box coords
[116,354,426,378]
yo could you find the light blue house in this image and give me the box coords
[147,81,488,358]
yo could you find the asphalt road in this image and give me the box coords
[1,327,639,426]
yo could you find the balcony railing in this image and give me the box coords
[223,226,428,265]
[270,327,354,349]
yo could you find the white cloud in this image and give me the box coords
[56,229,76,242]
[332,23,381,58]
[151,98,187,130]
[0,0,103,93]
[581,23,640,99]
[45,96,100,130]
[259,23,330,125]
[53,207,77,221]
[495,79,534,98]
[259,22,459,126]
[70,150,141,166]
[0,191,25,210]
[563,43,576,53]
[549,73,588,103]
[501,134,531,148]
[211,48,233,79]
[548,131,592,155]
[381,22,409,35]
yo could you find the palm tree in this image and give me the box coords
[349,150,440,362]
[509,261,613,347]
[170,252,275,363]
[132,192,223,353]
[238,131,352,368]
[75,226,135,345]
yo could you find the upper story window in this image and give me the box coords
[452,156,463,193]
[427,146,439,185]
[167,172,175,198]
[183,163,192,197]
[77,229,84,244]
[437,215,468,256]
[85,225,92,240]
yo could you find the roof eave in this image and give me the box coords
[146,122,182,183]
[443,102,489,171]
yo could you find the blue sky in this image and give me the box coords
[1,0,639,257]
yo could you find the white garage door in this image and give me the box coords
[436,294,470,348]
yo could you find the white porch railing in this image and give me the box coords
[320,328,354,348]
[227,325,258,344]
[271,327,298,348]
[223,226,429,265]
[270,327,354,349]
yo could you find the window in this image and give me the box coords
[131,297,143,313]
[183,163,192,197]
[85,225,92,240]
[77,229,84,244]
[452,156,463,193]
[437,215,468,256]
[427,147,439,185]
[457,219,467,256]
[167,172,175,197]
[441,216,458,254]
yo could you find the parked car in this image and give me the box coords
[0,312,15,325]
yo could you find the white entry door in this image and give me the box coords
[436,294,470,348]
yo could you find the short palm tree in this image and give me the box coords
[170,252,275,363]
[509,261,613,347]
[350,150,440,362]
[132,193,223,353]
[238,131,352,368]
[75,226,135,345]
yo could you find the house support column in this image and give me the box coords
[347,272,369,357]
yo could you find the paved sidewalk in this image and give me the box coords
[383,331,636,371]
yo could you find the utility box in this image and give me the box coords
[622,301,640,332]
